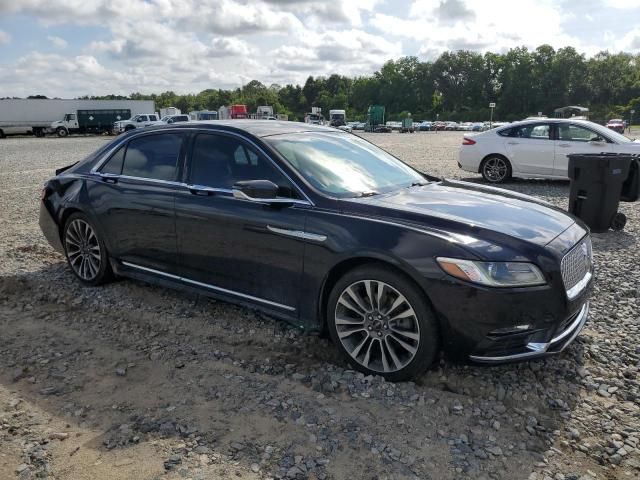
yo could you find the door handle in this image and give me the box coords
[187,184,216,196]
[506,141,519,145]
[558,143,571,147]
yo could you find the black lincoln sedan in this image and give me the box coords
[39,121,593,381]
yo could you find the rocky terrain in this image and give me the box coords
[0,132,638,479]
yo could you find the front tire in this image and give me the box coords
[327,265,438,381]
[63,213,113,286]
[56,127,68,138]
[481,155,511,183]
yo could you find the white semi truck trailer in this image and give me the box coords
[0,99,155,138]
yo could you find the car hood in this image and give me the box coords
[342,179,575,247]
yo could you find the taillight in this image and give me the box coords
[462,137,476,145]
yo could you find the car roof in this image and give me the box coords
[498,118,599,128]
[147,120,339,137]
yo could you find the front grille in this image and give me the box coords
[561,236,592,291]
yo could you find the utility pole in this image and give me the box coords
[631,109,635,133]
[489,102,496,129]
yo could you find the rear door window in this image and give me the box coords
[503,123,550,139]
[121,133,183,181]
[558,124,599,142]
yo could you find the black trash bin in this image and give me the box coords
[621,156,640,202]
[567,153,634,233]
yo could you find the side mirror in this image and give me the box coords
[167,119,174,124]
[590,136,604,143]
[137,118,143,122]
[233,180,279,201]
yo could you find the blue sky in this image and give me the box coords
[0,0,639,98]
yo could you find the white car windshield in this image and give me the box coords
[266,132,426,198]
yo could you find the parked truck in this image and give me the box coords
[189,110,219,120]
[112,113,161,134]
[0,99,155,138]
[329,109,346,127]
[160,106,180,117]
[365,105,386,132]
[51,109,132,137]
[305,107,324,125]
[255,106,274,119]
[230,104,248,119]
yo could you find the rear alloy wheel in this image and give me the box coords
[327,265,438,381]
[63,213,113,285]
[481,156,511,183]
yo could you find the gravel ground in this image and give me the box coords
[0,132,638,480]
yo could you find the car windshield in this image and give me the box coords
[265,132,426,198]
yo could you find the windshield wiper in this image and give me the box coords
[410,181,429,187]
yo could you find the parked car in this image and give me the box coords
[444,122,459,131]
[40,121,593,380]
[606,119,625,134]
[351,122,366,131]
[471,122,484,132]
[160,114,191,124]
[459,122,473,131]
[417,121,432,131]
[431,121,446,131]
[113,114,160,133]
[337,124,353,132]
[459,118,640,183]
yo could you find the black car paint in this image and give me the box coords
[39,121,592,361]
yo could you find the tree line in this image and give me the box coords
[19,45,640,123]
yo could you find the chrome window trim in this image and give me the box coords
[90,127,314,206]
[232,188,312,206]
[94,171,184,187]
[121,261,296,312]
[185,184,232,194]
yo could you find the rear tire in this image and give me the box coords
[63,213,113,286]
[0,129,5,139]
[481,155,512,183]
[326,265,438,382]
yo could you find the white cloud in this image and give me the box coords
[0,0,639,97]
[373,0,582,59]
[47,35,68,48]
[0,29,10,45]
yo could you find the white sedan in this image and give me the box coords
[458,118,640,183]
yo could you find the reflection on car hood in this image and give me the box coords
[344,180,575,246]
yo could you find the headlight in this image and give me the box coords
[436,257,546,287]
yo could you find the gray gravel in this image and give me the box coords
[0,132,638,479]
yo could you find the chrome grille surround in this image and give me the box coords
[561,236,592,299]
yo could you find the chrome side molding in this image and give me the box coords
[267,225,327,242]
[121,261,295,311]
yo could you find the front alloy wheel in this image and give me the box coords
[63,213,113,285]
[327,265,438,381]
[481,156,510,183]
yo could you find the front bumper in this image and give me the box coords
[469,301,589,363]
